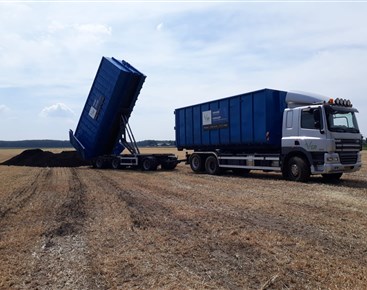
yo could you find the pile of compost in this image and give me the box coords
[1,149,91,167]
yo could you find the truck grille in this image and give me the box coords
[335,139,362,151]
[339,152,358,165]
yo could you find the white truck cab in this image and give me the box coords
[281,91,362,181]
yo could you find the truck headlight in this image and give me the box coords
[326,156,339,162]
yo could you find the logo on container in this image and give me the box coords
[202,110,212,126]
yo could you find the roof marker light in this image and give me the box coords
[331,98,353,107]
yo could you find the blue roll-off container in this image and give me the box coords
[175,89,287,152]
[70,57,146,160]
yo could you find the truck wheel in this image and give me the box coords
[284,156,310,182]
[189,154,204,173]
[111,158,120,169]
[95,158,105,169]
[205,155,221,175]
[322,173,343,182]
[141,157,158,171]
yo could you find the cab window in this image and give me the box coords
[301,109,318,129]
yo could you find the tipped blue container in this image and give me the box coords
[70,57,146,160]
[175,89,287,152]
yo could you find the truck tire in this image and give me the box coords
[189,154,204,173]
[111,158,120,169]
[141,157,158,171]
[95,158,105,169]
[284,156,310,182]
[205,155,221,175]
[322,173,343,182]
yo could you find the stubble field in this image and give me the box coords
[0,148,366,289]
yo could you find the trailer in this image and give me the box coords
[70,56,178,171]
[175,88,362,182]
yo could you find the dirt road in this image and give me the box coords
[0,153,366,289]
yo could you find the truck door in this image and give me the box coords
[299,107,327,153]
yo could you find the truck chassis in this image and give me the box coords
[93,153,178,171]
[186,150,360,182]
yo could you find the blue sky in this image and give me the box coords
[1,2,367,141]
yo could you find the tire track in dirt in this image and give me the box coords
[43,168,86,239]
[93,169,261,289]
[0,169,49,219]
[79,169,220,289]
[27,167,98,290]
[97,168,367,289]
[0,168,57,288]
[74,168,137,289]
[0,167,97,289]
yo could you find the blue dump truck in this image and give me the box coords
[175,89,362,182]
[70,57,178,170]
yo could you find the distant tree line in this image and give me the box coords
[0,139,176,148]
[136,140,176,147]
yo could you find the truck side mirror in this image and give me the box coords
[314,120,321,129]
[313,108,324,134]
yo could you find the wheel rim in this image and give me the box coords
[192,156,199,169]
[205,156,219,174]
[290,163,299,177]
[191,155,201,171]
[209,160,216,171]
[143,159,151,170]
[96,159,103,169]
[112,159,119,169]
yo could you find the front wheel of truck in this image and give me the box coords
[284,156,310,182]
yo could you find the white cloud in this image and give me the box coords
[156,22,164,31]
[0,3,367,140]
[0,104,10,114]
[74,23,111,35]
[39,103,75,118]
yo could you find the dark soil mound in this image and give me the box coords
[1,149,91,167]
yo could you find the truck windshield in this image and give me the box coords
[325,106,360,133]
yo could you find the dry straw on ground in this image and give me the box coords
[0,149,366,289]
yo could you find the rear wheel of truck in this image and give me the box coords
[189,154,204,173]
[284,156,310,182]
[95,158,105,169]
[322,173,343,182]
[205,155,221,175]
[111,158,120,169]
[141,157,158,171]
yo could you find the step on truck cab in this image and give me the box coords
[70,56,178,171]
[175,89,362,182]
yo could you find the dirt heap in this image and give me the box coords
[1,149,91,167]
